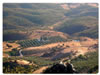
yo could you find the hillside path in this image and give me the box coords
[33,66,48,74]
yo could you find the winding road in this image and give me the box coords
[19,50,23,57]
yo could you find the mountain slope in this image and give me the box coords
[54,4,98,38]
[3,3,66,30]
[3,3,98,39]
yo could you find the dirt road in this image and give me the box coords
[33,66,48,74]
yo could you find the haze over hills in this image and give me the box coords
[3,3,98,74]
[3,3,98,40]
[3,4,65,30]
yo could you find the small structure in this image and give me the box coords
[73,40,80,42]
[37,38,41,42]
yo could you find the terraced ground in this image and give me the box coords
[18,37,98,60]
[3,3,98,74]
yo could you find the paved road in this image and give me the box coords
[19,50,23,57]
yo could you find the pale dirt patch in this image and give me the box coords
[3,53,10,58]
[88,4,98,7]
[3,42,20,52]
[16,59,37,66]
[69,4,81,8]
[61,4,70,10]
[33,66,48,74]
[24,42,62,51]
[60,4,80,10]
[29,30,69,40]
[24,41,81,51]
[16,60,30,65]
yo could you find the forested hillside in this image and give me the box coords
[3,3,65,30]
[3,3,98,74]
[3,3,98,39]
